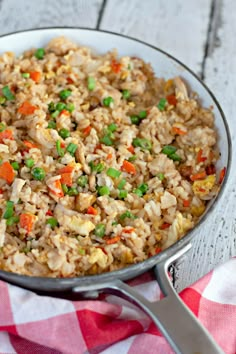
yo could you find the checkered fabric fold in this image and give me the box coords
[0,258,235,354]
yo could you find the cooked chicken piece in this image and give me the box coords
[163,212,193,249]
[174,77,189,100]
[46,36,77,55]
[97,196,126,216]
[10,178,26,203]
[161,191,177,209]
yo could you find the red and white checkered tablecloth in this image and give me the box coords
[0,258,235,354]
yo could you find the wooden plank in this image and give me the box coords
[0,0,103,34]
[100,0,212,75]
[176,0,236,291]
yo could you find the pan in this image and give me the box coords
[0,28,231,354]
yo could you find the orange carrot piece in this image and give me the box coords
[0,161,14,184]
[83,125,92,136]
[30,71,41,83]
[60,173,73,187]
[121,160,136,175]
[94,144,102,153]
[20,213,36,233]
[107,153,113,160]
[123,227,135,234]
[166,94,177,106]
[196,149,207,163]
[219,167,226,184]
[87,206,98,215]
[183,199,190,207]
[59,109,70,117]
[57,166,74,174]
[18,101,37,115]
[172,127,187,135]
[190,171,207,181]
[46,210,53,216]
[23,140,38,149]
[127,145,135,154]
[106,235,121,245]
[111,59,122,73]
[160,223,171,230]
[49,180,64,198]
[0,129,14,143]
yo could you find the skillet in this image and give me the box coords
[0,27,231,354]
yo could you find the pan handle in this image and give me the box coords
[73,244,224,354]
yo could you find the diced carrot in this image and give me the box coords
[160,223,171,230]
[172,127,187,135]
[23,140,38,149]
[106,235,121,245]
[111,59,122,73]
[59,109,70,117]
[58,165,74,174]
[83,125,92,136]
[219,167,226,184]
[0,129,14,143]
[190,171,207,181]
[206,164,216,175]
[127,145,135,154]
[87,206,98,215]
[60,142,65,148]
[196,149,207,163]
[183,199,190,207]
[67,77,74,84]
[107,153,113,160]
[166,94,177,106]
[123,227,135,234]
[0,161,14,184]
[49,179,64,198]
[60,173,73,187]
[30,71,41,83]
[121,160,136,175]
[155,247,162,254]
[46,210,53,216]
[20,213,36,233]
[18,101,37,115]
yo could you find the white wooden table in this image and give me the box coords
[0,0,235,291]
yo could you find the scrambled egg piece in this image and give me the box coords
[164,212,193,249]
[64,215,95,236]
[88,248,108,268]
[192,175,216,197]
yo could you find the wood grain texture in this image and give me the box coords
[100,0,212,75]
[0,0,103,34]
[175,0,236,291]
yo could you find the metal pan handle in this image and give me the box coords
[73,243,224,353]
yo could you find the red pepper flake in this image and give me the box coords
[67,77,74,84]
[60,142,65,149]
[87,206,98,215]
[46,210,53,216]
[160,223,171,230]
[197,149,207,163]
[166,94,177,106]
[206,164,216,175]
[111,59,122,74]
[219,167,226,184]
[155,247,162,254]
[94,144,102,153]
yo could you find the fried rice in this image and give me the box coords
[0,36,225,277]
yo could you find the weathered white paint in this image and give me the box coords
[100,0,212,75]
[0,0,234,292]
[0,0,102,33]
